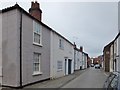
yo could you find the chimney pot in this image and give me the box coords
[80,46,83,52]
[29,1,42,21]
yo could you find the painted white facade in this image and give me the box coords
[91,58,94,64]
[118,35,120,73]
[85,54,88,69]
[74,49,82,70]
[79,52,83,69]
[82,53,87,69]
[114,38,119,72]
[110,44,114,72]
[0,12,2,85]
[50,31,74,79]
[118,2,120,73]
[118,2,120,32]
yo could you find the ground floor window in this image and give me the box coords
[33,53,41,73]
[57,61,63,71]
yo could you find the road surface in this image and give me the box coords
[62,67,108,88]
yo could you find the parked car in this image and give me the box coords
[91,64,94,67]
[103,72,120,90]
[95,64,100,69]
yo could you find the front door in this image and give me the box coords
[68,59,72,74]
[65,59,67,75]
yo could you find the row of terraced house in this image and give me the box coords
[103,33,120,72]
[0,2,90,88]
[103,2,120,73]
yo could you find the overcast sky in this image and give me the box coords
[0,0,119,57]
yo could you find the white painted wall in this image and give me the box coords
[50,31,74,79]
[0,13,2,85]
[82,53,87,69]
[74,50,82,70]
[82,54,84,69]
[118,2,120,85]
[118,2,120,32]
[85,55,87,69]
[79,52,82,69]
[110,44,113,72]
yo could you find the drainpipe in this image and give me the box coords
[113,43,114,71]
[74,49,75,71]
[19,10,23,88]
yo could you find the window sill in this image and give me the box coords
[33,42,43,47]
[32,72,43,76]
[57,70,63,72]
[59,47,64,50]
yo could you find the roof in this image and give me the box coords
[74,47,80,52]
[114,32,120,41]
[103,40,114,52]
[103,31,120,52]
[83,52,88,56]
[1,4,73,46]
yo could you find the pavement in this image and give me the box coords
[25,68,89,88]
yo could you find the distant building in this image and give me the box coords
[114,32,120,72]
[103,41,113,72]
[87,56,92,68]
[103,32,120,72]
[82,52,88,69]
[74,43,83,70]
[91,58,94,64]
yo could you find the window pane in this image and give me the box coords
[34,22,40,34]
[34,33,40,44]
[59,39,61,48]
[59,39,64,49]
[33,21,42,45]
[57,61,62,70]
[33,53,41,72]
[37,24,40,34]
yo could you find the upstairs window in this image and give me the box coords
[33,21,42,45]
[59,39,64,49]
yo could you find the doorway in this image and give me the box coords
[68,59,72,74]
[65,59,67,75]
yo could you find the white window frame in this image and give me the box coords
[33,21,42,46]
[33,53,42,75]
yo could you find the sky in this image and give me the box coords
[0,0,119,57]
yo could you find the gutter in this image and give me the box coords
[19,9,23,88]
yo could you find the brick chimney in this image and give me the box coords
[80,46,83,52]
[29,1,42,21]
[74,42,76,49]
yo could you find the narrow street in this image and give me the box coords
[61,67,108,88]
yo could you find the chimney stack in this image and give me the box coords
[74,42,76,49]
[29,1,42,21]
[80,46,83,52]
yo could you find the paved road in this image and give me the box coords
[62,67,108,88]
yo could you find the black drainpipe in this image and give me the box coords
[113,42,114,71]
[20,10,23,88]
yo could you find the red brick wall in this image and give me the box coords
[29,1,42,21]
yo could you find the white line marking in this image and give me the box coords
[104,73,109,76]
